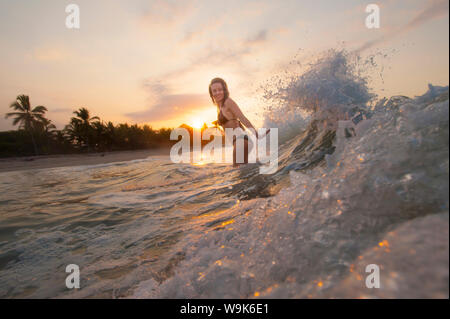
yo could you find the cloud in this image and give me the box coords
[142,79,169,98]
[125,80,209,122]
[354,0,449,53]
[125,93,209,122]
[138,0,198,29]
[273,26,290,36]
[245,29,268,45]
[189,44,252,67]
[183,28,271,72]
[50,107,73,113]
[407,0,449,28]
[179,1,273,46]
[142,27,271,93]
[180,15,228,45]
[29,46,72,62]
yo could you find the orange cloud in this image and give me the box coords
[126,79,209,122]
[138,0,197,29]
[30,46,71,62]
[354,0,449,53]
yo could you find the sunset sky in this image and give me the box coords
[0,0,448,131]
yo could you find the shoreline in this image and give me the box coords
[0,148,171,173]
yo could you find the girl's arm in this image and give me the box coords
[225,98,258,137]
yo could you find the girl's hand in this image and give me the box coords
[259,128,270,138]
[256,128,270,139]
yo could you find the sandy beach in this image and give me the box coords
[0,148,171,173]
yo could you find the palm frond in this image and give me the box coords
[17,95,31,110]
[9,101,23,111]
[13,117,24,126]
[4,112,23,119]
[32,105,48,113]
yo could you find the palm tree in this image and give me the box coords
[63,118,82,147]
[36,117,57,135]
[54,130,71,150]
[35,118,58,153]
[91,120,109,151]
[4,95,48,156]
[69,107,100,152]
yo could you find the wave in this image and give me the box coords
[131,49,449,298]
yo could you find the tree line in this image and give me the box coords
[1,94,177,157]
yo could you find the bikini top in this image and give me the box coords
[218,109,234,126]
[217,99,243,128]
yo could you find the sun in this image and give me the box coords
[192,119,204,129]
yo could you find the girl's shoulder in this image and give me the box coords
[223,97,236,108]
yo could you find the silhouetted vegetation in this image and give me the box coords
[1,95,178,158]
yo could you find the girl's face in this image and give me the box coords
[211,82,225,104]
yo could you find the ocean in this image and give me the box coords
[0,49,448,298]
